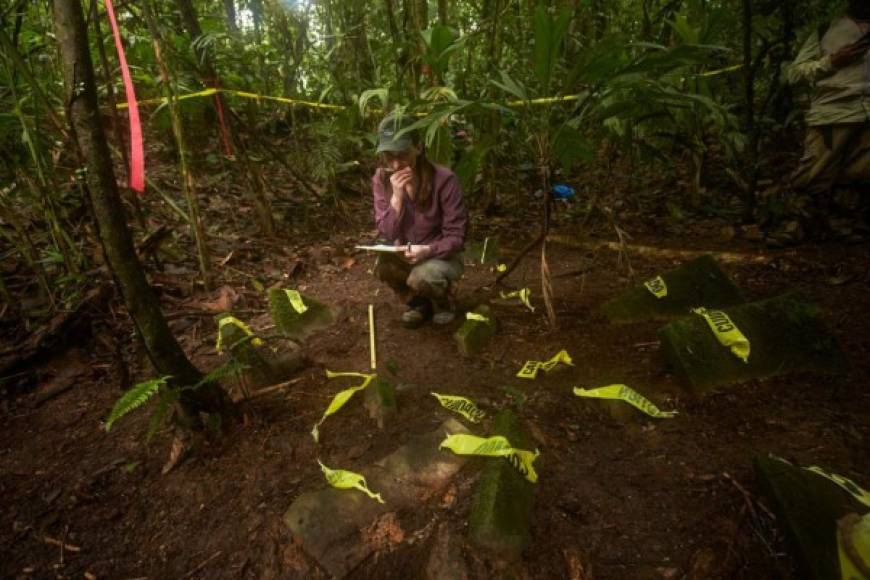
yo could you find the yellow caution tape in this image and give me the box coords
[466,312,491,324]
[431,392,486,423]
[496,263,507,273]
[118,87,585,113]
[695,63,744,77]
[838,513,870,579]
[439,433,539,483]
[284,289,308,314]
[573,384,677,419]
[118,87,345,111]
[804,465,870,509]
[317,460,384,503]
[692,307,750,363]
[517,349,573,379]
[500,288,535,312]
[216,316,263,353]
[311,371,376,443]
[643,276,667,299]
[506,94,581,107]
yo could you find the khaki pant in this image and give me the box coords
[791,123,870,196]
[374,252,463,303]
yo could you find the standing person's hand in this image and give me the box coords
[831,37,870,68]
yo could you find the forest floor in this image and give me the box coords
[1,161,869,579]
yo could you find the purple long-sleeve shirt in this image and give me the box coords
[372,164,468,259]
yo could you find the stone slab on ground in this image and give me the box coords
[269,287,337,342]
[755,454,866,580]
[454,304,496,357]
[468,410,536,560]
[600,254,745,323]
[284,418,471,577]
[658,294,847,393]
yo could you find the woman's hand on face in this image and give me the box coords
[404,244,432,263]
[389,167,415,200]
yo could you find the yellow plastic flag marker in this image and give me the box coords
[440,433,539,483]
[573,384,677,419]
[804,465,870,509]
[643,276,668,299]
[431,393,486,423]
[692,307,750,363]
[517,349,573,379]
[318,460,384,503]
[500,288,535,312]
[466,312,491,324]
[216,316,263,354]
[284,289,308,314]
[311,371,376,443]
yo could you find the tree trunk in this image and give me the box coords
[223,0,237,33]
[741,0,757,219]
[438,0,448,26]
[51,0,232,421]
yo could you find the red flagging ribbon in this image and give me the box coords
[210,78,234,156]
[104,0,144,193]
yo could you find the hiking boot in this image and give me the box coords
[401,296,432,329]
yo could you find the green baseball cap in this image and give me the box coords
[376,112,415,154]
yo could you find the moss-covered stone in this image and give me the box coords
[268,287,336,342]
[755,454,865,580]
[215,313,277,387]
[454,304,495,357]
[468,410,535,560]
[659,294,847,393]
[364,376,396,429]
[215,313,305,389]
[601,254,745,323]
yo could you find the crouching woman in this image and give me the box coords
[372,112,468,328]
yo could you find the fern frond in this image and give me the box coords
[188,360,247,391]
[105,376,169,432]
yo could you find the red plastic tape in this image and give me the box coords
[104,0,144,192]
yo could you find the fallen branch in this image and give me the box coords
[547,235,776,265]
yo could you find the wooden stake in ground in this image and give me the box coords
[368,304,377,371]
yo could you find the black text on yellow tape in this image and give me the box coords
[431,392,486,423]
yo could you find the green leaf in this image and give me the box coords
[105,376,169,432]
[533,7,571,94]
[358,88,389,116]
[553,126,593,171]
[490,70,528,102]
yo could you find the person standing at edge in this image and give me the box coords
[779,0,870,243]
[371,111,468,328]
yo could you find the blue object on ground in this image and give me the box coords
[551,184,576,200]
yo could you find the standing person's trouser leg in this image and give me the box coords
[791,123,870,196]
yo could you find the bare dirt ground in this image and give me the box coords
[1,184,868,579]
